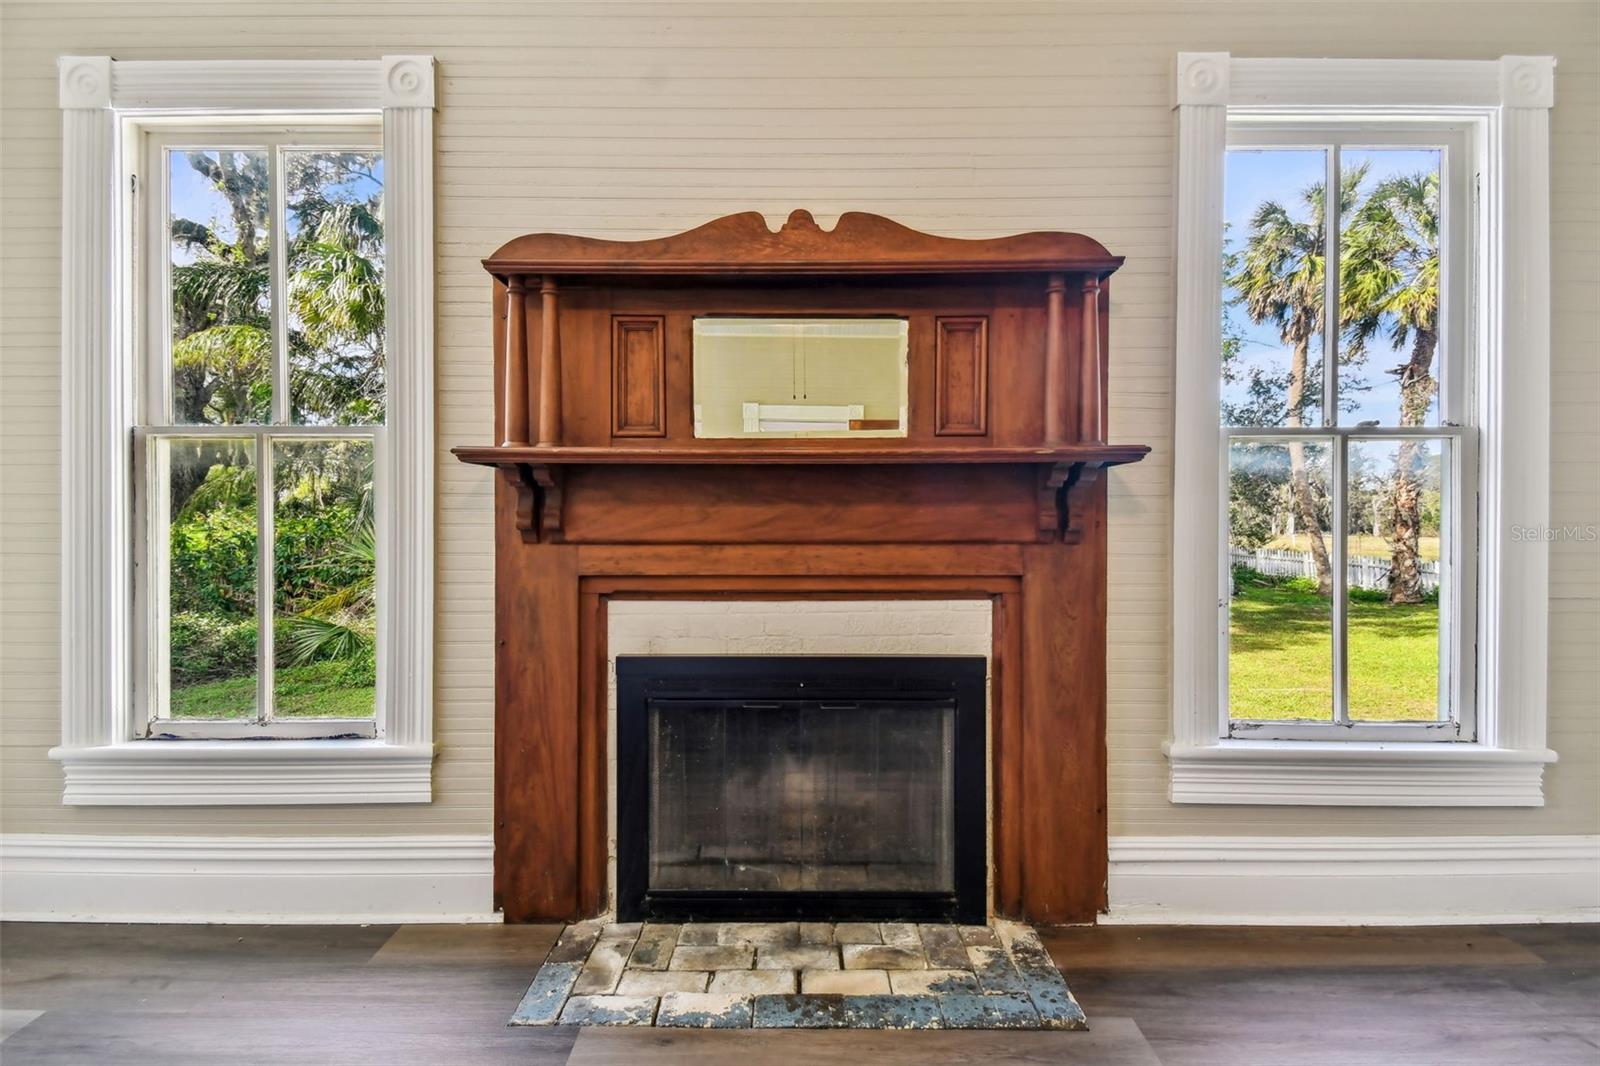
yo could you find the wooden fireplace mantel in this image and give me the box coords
[455,210,1148,925]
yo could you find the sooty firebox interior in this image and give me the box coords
[616,656,986,923]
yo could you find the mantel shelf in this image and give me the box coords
[451,443,1151,468]
[453,443,1148,544]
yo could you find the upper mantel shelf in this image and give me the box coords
[452,444,1151,468]
[484,209,1125,278]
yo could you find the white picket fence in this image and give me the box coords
[1230,547,1440,593]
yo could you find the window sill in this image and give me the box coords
[48,740,435,806]
[1164,740,1556,807]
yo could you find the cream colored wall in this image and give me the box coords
[2,1,1595,839]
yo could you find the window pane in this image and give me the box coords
[272,438,376,718]
[1346,437,1446,721]
[1223,148,1329,428]
[169,149,272,425]
[1338,149,1444,427]
[285,151,385,425]
[165,439,257,720]
[1228,438,1334,721]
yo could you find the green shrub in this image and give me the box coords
[169,506,257,616]
[170,612,258,685]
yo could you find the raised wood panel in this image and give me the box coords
[610,315,666,437]
[935,316,989,436]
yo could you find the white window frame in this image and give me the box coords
[1169,54,1557,806]
[51,57,436,804]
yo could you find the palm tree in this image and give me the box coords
[1342,172,1440,603]
[1227,166,1368,594]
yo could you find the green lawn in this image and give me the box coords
[1267,532,1441,562]
[170,660,374,721]
[1229,579,1440,721]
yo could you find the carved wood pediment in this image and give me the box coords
[485,208,1123,277]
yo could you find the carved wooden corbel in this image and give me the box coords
[1063,461,1105,544]
[501,462,565,542]
[1036,462,1073,542]
[1035,460,1107,542]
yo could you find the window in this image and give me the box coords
[54,57,435,804]
[1221,124,1475,742]
[1167,54,1557,806]
[135,125,384,739]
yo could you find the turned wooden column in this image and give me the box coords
[1078,276,1103,444]
[501,276,529,447]
[1044,273,1068,445]
[537,275,562,447]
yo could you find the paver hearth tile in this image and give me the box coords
[841,944,926,970]
[508,960,581,1026]
[626,924,679,970]
[1026,981,1089,1030]
[544,922,604,965]
[717,922,798,947]
[655,992,753,1029]
[752,994,941,1030]
[888,968,979,995]
[831,923,882,945]
[558,994,659,1026]
[798,922,834,946]
[615,970,710,995]
[957,925,999,947]
[917,924,971,969]
[573,929,643,994]
[670,944,754,971]
[756,945,838,970]
[968,944,1027,994]
[675,924,721,946]
[801,968,891,995]
[937,992,1041,1029]
[880,923,922,948]
[509,919,1082,1032]
[708,968,795,994]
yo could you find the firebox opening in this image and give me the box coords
[616,655,986,923]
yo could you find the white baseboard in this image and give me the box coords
[6,832,1596,926]
[0,834,496,923]
[1106,834,1600,925]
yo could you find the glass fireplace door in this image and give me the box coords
[648,699,956,896]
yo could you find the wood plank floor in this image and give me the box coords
[0,921,1594,1065]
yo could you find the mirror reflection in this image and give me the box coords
[692,317,909,438]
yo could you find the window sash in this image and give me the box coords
[136,123,382,429]
[133,120,384,741]
[1218,120,1477,743]
[134,426,381,740]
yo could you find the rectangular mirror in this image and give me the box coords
[692,317,909,438]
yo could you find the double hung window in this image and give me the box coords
[134,123,385,739]
[1222,122,1475,741]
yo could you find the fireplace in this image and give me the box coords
[616,656,986,923]
[454,210,1149,924]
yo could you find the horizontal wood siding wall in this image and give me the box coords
[1,1,1594,839]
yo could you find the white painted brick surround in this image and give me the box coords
[605,599,994,914]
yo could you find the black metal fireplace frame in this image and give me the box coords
[615,655,987,924]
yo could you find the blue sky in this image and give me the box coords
[1223,146,1442,427]
[168,149,383,262]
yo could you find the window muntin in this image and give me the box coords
[1221,122,1475,741]
[136,123,383,739]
